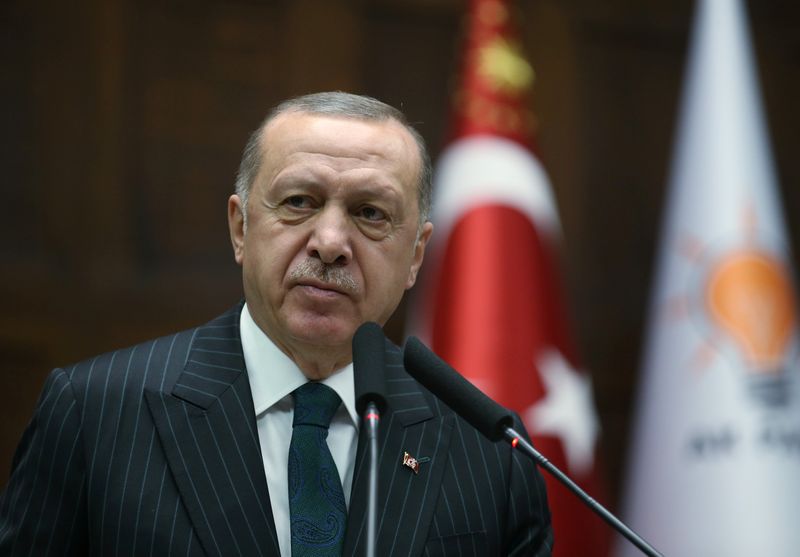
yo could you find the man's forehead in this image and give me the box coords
[257,111,421,184]
[261,110,412,146]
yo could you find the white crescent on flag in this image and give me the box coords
[431,135,561,241]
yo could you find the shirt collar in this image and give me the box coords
[239,303,358,426]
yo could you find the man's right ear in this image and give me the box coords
[227,194,245,265]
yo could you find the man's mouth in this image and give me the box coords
[295,279,347,296]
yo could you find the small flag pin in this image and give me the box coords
[402,451,420,474]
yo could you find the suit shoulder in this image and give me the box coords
[57,304,243,395]
[62,328,194,385]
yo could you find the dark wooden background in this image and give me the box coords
[2,0,799,508]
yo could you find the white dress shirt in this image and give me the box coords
[239,304,359,557]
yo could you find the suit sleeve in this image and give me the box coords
[0,368,88,555]
[504,417,554,557]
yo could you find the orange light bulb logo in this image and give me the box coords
[707,252,795,373]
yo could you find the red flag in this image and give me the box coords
[411,1,609,554]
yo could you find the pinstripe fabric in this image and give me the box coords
[0,305,551,556]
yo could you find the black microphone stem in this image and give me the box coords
[504,426,663,557]
[352,322,388,557]
[364,402,380,557]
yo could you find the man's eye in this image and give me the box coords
[359,206,386,221]
[286,195,312,209]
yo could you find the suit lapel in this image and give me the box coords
[145,306,281,557]
[343,341,454,557]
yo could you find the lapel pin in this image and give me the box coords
[402,451,423,474]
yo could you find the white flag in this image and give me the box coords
[619,0,800,555]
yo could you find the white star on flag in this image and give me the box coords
[525,350,600,476]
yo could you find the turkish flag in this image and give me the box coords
[409,1,610,555]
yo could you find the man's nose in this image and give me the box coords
[306,206,352,265]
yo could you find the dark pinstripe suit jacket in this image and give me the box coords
[0,305,552,556]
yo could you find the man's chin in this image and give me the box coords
[285,314,357,349]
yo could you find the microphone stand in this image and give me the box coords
[504,426,663,557]
[363,402,381,557]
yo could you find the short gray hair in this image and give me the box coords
[234,91,432,226]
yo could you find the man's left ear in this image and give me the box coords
[406,221,434,289]
[228,194,246,265]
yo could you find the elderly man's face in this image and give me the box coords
[228,112,432,371]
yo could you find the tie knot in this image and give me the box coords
[292,382,341,429]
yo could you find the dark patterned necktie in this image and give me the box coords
[288,382,347,556]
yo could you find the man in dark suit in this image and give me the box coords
[0,92,552,556]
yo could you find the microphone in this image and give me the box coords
[403,336,513,441]
[402,336,663,557]
[353,321,388,415]
[352,322,387,557]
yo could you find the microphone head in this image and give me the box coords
[352,322,388,415]
[403,336,514,441]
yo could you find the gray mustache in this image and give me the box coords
[289,259,358,294]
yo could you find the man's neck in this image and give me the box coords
[285,347,352,380]
[246,306,353,380]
